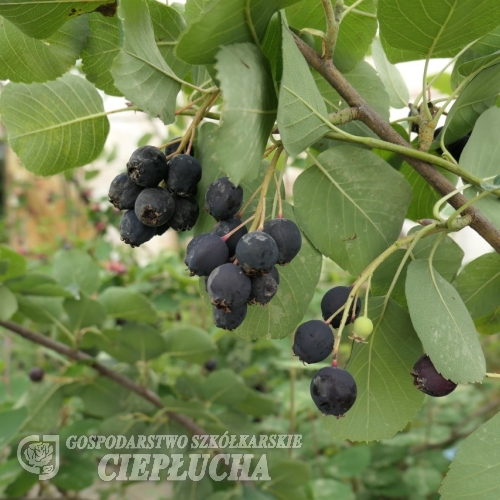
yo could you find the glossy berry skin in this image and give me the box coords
[169,195,199,231]
[270,266,280,285]
[248,273,278,305]
[204,358,217,372]
[211,217,248,257]
[166,154,202,197]
[134,187,175,227]
[207,263,251,309]
[293,320,334,363]
[108,173,144,210]
[29,367,45,382]
[263,218,302,265]
[120,210,156,247]
[213,303,247,331]
[205,177,244,221]
[321,286,361,328]
[127,146,168,187]
[411,354,457,397]
[184,233,229,277]
[165,137,195,158]
[235,232,279,276]
[310,367,357,417]
[155,222,170,236]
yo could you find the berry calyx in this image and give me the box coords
[235,231,279,276]
[127,146,168,187]
[184,233,229,277]
[213,303,247,331]
[134,187,175,227]
[411,354,457,397]
[247,272,279,306]
[29,367,45,382]
[263,218,302,265]
[205,177,244,221]
[293,320,334,363]
[310,367,357,417]
[207,263,251,310]
[108,173,143,210]
[166,154,202,197]
[120,210,156,247]
[321,286,361,328]
[353,316,373,337]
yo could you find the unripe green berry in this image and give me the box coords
[353,316,373,337]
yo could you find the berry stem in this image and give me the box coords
[174,94,208,116]
[186,127,195,156]
[272,151,287,219]
[238,185,262,218]
[486,373,500,379]
[363,274,371,318]
[220,215,256,241]
[321,0,343,60]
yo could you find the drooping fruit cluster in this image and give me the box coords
[411,354,457,397]
[109,142,201,247]
[185,177,302,331]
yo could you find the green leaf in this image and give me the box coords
[202,369,247,405]
[0,246,26,282]
[294,146,411,275]
[99,287,158,323]
[0,408,27,448]
[442,64,500,145]
[327,445,371,478]
[324,298,424,442]
[371,38,409,109]
[52,455,95,491]
[268,460,311,488]
[403,467,442,499]
[97,324,167,363]
[286,0,377,73]
[475,306,500,335]
[78,378,129,418]
[81,13,122,96]
[111,0,180,124]
[454,252,500,319]
[0,286,18,321]
[211,43,277,185]
[440,410,500,499]
[64,291,106,334]
[53,249,100,296]
[0,74,109,176]
[174,476,214,500]
[6,273,74,298]
[162,325,216,364]
[0,1,110,39]
[23,381,64,433]
[235,388,279,417]
[379,0,500,62]
[311,479,355,500]
[406,260,486,383]
[277,13,330,156]
[17,295,64,324]
[0,15,89,83]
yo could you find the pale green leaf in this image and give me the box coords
[0,408,28,448]
[379,0,500,61]
[0,0,110,39]
[99,287,158,323]
[162,325,217,364]
[17,295,64,324]
[0,74,109,176]
[440,411,500,500]
[294,146,411,275]
[475,306,500,335]
[211,43,277,185]
[202,369,247,405]
[0,245,26,282]
[64,291,106,334]
[0,15,89,83]
[111,0,180,124]
[324,298,425,442]
[0,286,17,321]
[53,249,100,296]
[371,38,409,109]
[406,260,486,383]
[311,479,355,500]
[268,460,311,488]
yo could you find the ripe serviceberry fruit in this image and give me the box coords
[213,303,247,330]
[205,177,244,221]
[207,263,251,310]
[310,367,357,417]
[211,217,248,257]
[247,273,278,305]
[353,316,374,337]
[411,354,457,397]
[184,233,229,276]
[29,367,45,382]
[165,154,202,197]
[235,232,279,276]
[270,266,280,285]
[134,187,175,227]
[127,146,168,187]
[263,218,302,265]
[169,195,199,231]
[108,173,143,210]
[321,286,361,328]
[155,222,170,236]
[204,358,217,372]
[434,126,470,162]
[120,210,156,247]
[293,320,334,363]
[165,136,195,158]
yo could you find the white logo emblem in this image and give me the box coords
[17,435,59,480]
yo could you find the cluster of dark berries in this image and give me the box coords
[185,177,302,331]
[108,139,202,247]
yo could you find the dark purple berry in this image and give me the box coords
[411,354,457,397]
[211,217,248,257]
[293,320,334,363]
[134,187,175,227]
[29,367,44,382]
[120,210,156,247]
[156,222,170,236]
[166,154,202,197]
[213,303,247,331]
[204,358,217,372]
[207,263,251,310]
[165,137,195,158]
[108,173,143,210]
[270,266,280,285]
[235,232,279,276]
[169,195,199,231]
[205,177,243,221]
[310,367,357,417]
[321,286,361,328]
[127,146,168,187]
[263,218,302,265]
[184,233,229,276]
[247,273,278,305]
